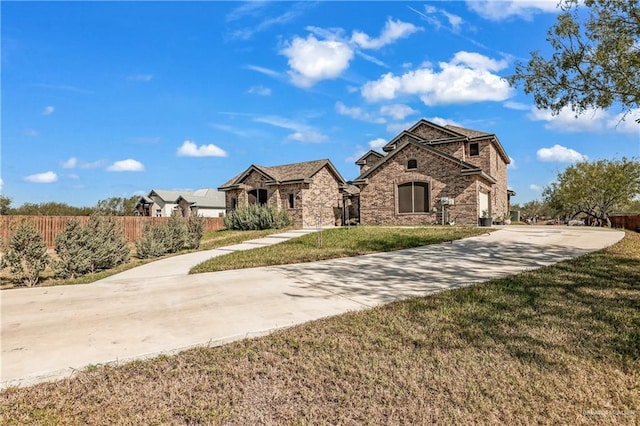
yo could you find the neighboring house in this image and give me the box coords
[218,159,348,228]
[352,118,513,226]
[135,188,226,217]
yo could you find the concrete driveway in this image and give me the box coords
[0,226,624,388]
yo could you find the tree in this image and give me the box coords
[0,196,12,215]
[511,200,554,222]
[10,202,93,216]
[0,220,49,286]
[543,158,640,226]
[510,0,640,121]
[95,195,139,216]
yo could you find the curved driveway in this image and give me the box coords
[0,226,624,388]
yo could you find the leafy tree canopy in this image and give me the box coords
[510,0,640,121]
[543,158,640,226]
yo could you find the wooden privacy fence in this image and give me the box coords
[0,216,225,248]
[609,214,640,232]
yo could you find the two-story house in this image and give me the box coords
[352,119,512,226]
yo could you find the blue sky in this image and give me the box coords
[2,1,639,208]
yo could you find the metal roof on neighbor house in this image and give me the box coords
[177,189,226,208]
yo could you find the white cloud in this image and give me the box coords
[42,106,54,115]
[536,145,587,163]
[379,104,417,120]
[504,101,529,111]
[529,106,640,135]
[0,178,3,192]
[281,34,354,87]
[247,85,272,96]
[254,115,328,143]
[245,65,282,78]
[450,51,507,72]
[287,131,328,143]
[346,145,367,163]
[427,116,463,127]
[507,156,517,170]
[335,102,385,123]
[443,10,464,33]
[127,74,153,81]
[177,140,227,157]
[529,184,542,192]
[107,159,145,172]
[351,18,421,49]
[24,171,58,183]
[361,51,513,105]
[467,0,560,21]
[61,157,103,169]
[61,157,78,168]
[368,138,387,149]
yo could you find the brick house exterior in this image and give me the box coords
[218,159,348,228]
[352,119,512,226]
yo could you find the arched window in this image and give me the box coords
[407,159,418,169]
[248,189,268,205]
[398,182,429,213]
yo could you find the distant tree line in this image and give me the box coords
[0,195,140,216]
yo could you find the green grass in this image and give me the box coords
[1,231,637,424]
[199,228,287,250]
[191,226,486,273]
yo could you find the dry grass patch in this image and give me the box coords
[192,226,486,273]
[1,232,639,424]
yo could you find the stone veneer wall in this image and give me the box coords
[302,166,342,228]
[359,144,482,225]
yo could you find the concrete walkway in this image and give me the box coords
[0,226,624,388]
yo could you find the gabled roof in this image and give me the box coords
[355,150,384,166]
[219,159,347,190]
[149,190,185,203]
[379,119,510,164]
[353,138,497,185]
[381,131,423,153]
[444,124,492,139]
[176,190,226,208]
[147,188,225,205]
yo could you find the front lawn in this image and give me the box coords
[2,231,638,424]
[191,226,486,273]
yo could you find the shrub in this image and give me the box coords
[166,211,187,253]
[53,214,130,278]
[224,204,292,230]
[83,214,130,272]
[136,222,170,259]
[186,214,205,249]
[54,219,93,278]
[1,220,49,286]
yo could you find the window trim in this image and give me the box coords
[248,188,268,205]
[406,159,418,170]
[469,142,480,157]
[396,181,430,214]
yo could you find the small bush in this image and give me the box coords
[84,214,130,272]
[1,220,49,286]
[53,214,130,278]
[54,219,93,278]
[135,222,170,259]
[166,211,187,253]
[186,214,206,249]
[224,204,292,230]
